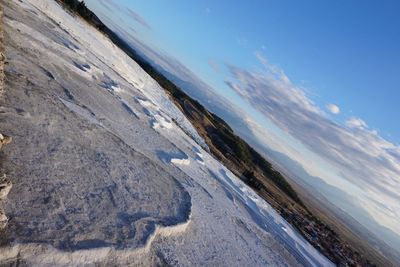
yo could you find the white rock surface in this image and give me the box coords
[0,175,11,200]
[0,210,7,229]
[0,0,333,266]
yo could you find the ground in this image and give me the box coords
[0,0,332,266]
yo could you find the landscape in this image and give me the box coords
[0,0,399,266]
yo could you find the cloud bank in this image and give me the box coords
[225,52,400,237]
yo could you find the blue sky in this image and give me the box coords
[86,0,400,249]
[91,0,400,143]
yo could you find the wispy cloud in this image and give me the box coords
[97,0,113,12]
[97,0,122,12]
[346,117,368,129]
[97,0,151,31]
[127,26,137,34]
[125,8,152,30]
[225,52,400,237]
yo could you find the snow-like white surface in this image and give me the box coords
[0,0,333,266]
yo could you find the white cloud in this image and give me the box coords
[346,117,368,129]
[326,103,340,114]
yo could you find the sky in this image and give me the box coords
[85,0,400,250]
